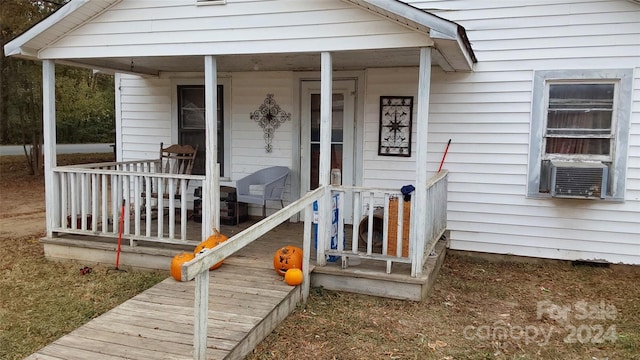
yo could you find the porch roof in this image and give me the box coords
[4,0,475,75]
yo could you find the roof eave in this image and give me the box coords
[431,30,475,72]
[3,0,107,60]
[345,0,476,71]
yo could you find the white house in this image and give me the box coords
[5,0,639,278]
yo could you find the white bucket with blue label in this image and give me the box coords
[313,192,344,262]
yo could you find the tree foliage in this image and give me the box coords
[1,0,115,147]
[1,0,115,175]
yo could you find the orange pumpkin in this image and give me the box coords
[273,246,303,276]
[170,252,195,281]
[284,268,304,286]
[194,228,228,270]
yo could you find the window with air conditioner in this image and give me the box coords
[527,69,632,201]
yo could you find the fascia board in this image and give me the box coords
[4,0,95,58]
[353,0,460,38]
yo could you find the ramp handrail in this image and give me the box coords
[182,186,326,359]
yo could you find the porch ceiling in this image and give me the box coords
[65,48,435,76]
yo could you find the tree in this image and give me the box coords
[1,0,115,175]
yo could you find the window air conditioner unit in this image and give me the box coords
[550,161,608,199]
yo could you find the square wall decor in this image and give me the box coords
[378,96,413,157]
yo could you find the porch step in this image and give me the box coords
[40,236,193,271]
[310,236,448,301]
[40,221,306,271]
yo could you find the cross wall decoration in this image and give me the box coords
[250,94,291,153]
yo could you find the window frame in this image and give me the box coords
[527,69,633,201]
[172,78,231,178]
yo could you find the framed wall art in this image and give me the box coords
[378,96,413,157]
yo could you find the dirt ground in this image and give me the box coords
[0,153,119,238]
[0,158,46,238]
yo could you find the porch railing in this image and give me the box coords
[181,172,448,359]
[182,186,325,360]
[320,170,448,276]
[52,160,205,245]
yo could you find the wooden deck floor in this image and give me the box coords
[28,222,306,360]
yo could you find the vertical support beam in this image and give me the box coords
[316,52,333,266]
[410,47,432,277]
[204,55,220,239]
[114,74,122,161]
[43,60,59,237]
[193,270,209,360]
[302,203,312,303]
[319,52,332,187]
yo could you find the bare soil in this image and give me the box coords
[1,154,639,360]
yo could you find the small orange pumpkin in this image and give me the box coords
[273,245,303,276]
[170,252,195,281]
[284,268,304,286]
[194,228,228,270]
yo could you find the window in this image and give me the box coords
[528,69,632,201]
[177,85,224,176]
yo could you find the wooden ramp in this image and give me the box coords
[27,242,303,360]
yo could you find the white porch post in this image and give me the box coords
[317,51,333,266]
[203,55,220,238]
[194,55,219,360]
[410,47,432,277]
[43,60,59,237]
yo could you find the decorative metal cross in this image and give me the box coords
[250,94,291,152]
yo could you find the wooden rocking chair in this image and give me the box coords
[142,142,198,213]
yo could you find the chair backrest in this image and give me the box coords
[158,142,198,197]
[236,166,289,201]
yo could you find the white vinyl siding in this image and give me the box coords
[405,0,640,264]
[230,72,294,175]
[230,72,294,215]
[39,0,431,59]
[117,75,173,161]
[111,0,639,264]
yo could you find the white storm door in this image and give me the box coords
[301,80,356,223]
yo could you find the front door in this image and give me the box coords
[301,80,356,223]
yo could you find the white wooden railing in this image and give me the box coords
[182,186,326,360]
[181,171,448,359]
[320,170,449,276]
[52,160,205,245]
